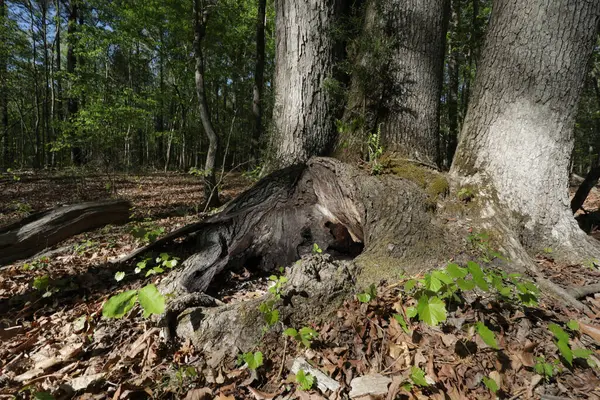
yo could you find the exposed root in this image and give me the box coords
[567,283,600,300]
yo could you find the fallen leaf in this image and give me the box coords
[184,388,212,400]
[247,387,278,400]
[579,321,600,344]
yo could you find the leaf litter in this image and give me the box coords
[0,173,599,399]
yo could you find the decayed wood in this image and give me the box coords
[0,199,131,265]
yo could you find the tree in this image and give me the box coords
[451,0,600,261]
[0,0,8,169]
[266,0,347,170]
[340,0,450,166]
[193,0,220,208]
[67,0,82,165]
[251,0,266,162]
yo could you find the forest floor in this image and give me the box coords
[1,171,600,399]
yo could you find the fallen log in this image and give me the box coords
[0,199,131,265]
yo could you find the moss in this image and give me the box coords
[382,156,449,204]
[427,176,450,200]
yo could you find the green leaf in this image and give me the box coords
[393,313,410,333]
[296,370,315,391]
[476,322,498,349]
[263,309,279,326]
[33,392,55,400]
[102,290,138,318]
[416,295,447,326]
[114,271,125,282]
[446,263,468,279]
[567,320,580,331]
[424,273,443,293]
[406,306,418,318]
[456,278,475,291]
[433,270,454,285]
[284,328,298,337]
[409,366,429,387]
[573,348,593,359]
[404,279,417,292]
[137,284,165,317]
[467,261,489,291]
[357,293,371,303]
[556,339,573,366]
[482,376,499,393]
[548,323,570,343]
[244,351,263,370]
[312,243,322,254]
[33,275,50,291]
[472,274,489,292]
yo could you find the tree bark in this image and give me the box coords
[267,0,347,170]
[252,0,266,163]
[0,200,131,266]
[193,0,220,208]
[0,0,8,169]
[340,0,450,166]
[446,0,460,167]
[451,0,600,260]
[67,0,82,166]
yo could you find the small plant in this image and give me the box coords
[134,253,179,277]
[367,127,384,175]
[7,168,21,182]
[11,201,32,215]
[130,220,165,244]
[174,366,198,387]
[475,321,499,349]
[357,283,377,303]
[102,284,165,318]
[296,370,315,391]
[242,165,262,182]
[237,351,263,370]
[284,326,319,348]
[466,232,503,263]
[409,366,429,387]
[259,269,286,329]
[534,356,560,381]
[268,272,288,298]
[188,166,212,178]
[22,256,50,271]
[393,313,411,334]
[32,275,58,298]
[548,323,595,367]
[312,243,323,254]
[74,239,97,255]
[457,187,474,202]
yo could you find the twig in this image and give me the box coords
[277,335,288,380]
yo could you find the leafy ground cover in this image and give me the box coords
[0,172,600,399]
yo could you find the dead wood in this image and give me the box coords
[0,199,131,265]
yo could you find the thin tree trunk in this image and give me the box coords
[252,0,266,163]
[0,0,8,169]
[193,0,220,208]
[451,0,600,259]
[67,0,81,165]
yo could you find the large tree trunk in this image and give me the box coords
[0,200,131,266]
[251,0,266,163]
[451,0,600,261]
[193,0,220,208]
[266,0,347,170]
[339,0,450,166]
[445,0,460,168]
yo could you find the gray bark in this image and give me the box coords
[0,200,131,265]
[193,0,220,208]
[451,0,600,259]
[341,0,450,166]
[267,0,346,170]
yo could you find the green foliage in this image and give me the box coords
[457,187,474,202]
[22,256,50,271]
[475,322,498,349]
[284,327,318,348]
[74,239,98,255]
[114,271,126,282]
[401,259,540,328]
[312,243,323,254]
[482,375,499,393]
[466,232,503,263]
[367,128,384,175]
[393,313,411,334]
[134,253,179,277]
[296,370,315,391]
[534,356,559,381]
[357,283,377,303]
[242,165,262,182]
[409,366,429,387]
[259,300,280,327]
[130,220,165,244]
[267,274,288,298]
[238,351,263,371]
[567,320,580,331]
[548,323,595,367]
[102,284,165,319]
